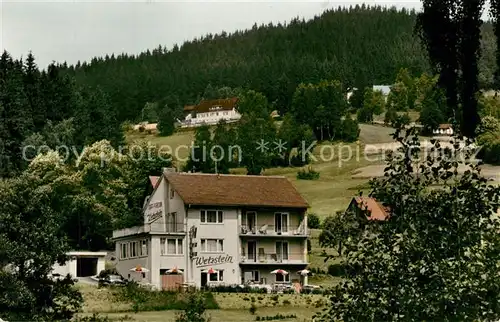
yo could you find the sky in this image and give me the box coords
[0,0,432,68]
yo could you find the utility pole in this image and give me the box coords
[188,226,197,284]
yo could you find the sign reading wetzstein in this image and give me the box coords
[145,201,163,223]
[194,255,233,268]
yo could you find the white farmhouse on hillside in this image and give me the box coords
[433,124,454,136]
[182,98,241,127]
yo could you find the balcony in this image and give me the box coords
[112,222,185,239]
[239,222,308,237]
[240,252,308,265]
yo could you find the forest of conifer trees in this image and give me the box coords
[60,5,496,123]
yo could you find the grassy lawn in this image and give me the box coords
[79,283,325,321]
[80,307,320,322]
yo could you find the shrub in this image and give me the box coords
[255,314,297,321]
[115,282,218,312]
[328,263,346,277]
[308,214,321,229]
[73,313,111,321]
[282,299,291,305]
[249,303,257,315]
[297,167,320,180]
[121,121,134,133]
[175,292,211,322]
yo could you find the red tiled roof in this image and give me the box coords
[353,196,389,221]
[165,172,308,209]
[184,105,196,112]
[149,176,160,188]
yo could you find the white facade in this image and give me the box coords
[433,127,454,136]
[184,107,241,127]
[112,174,309,290]
[51,251,107,278]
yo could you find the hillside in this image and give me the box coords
[60,6,424,122]
[62,5,496,123]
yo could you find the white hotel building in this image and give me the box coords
[182,97,241,127]
[112,170,309,290]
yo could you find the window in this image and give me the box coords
[120,243,127,259]
[121,240,148,259]
[130,242,138,258]
[275,213,289,233]
[209,270,224,282]
[177,239,183,254]
[276,241,289,261]
[167,239,176,254]
[201,239,224,253]
[251,270,260,282]
[161,238,183,255]
[170,188,175,199]
[140,240,148,256]
[160,238,166,255]
[200,210,223,223]
[275,272,290,283]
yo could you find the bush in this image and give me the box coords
[297,167,320,180]
[121,121,134,133]
[308,214,321,229]
[249,303,257,315]
[340,117,360,142]
[205,284,267,293]
[328,263,346,277]
[175,292,211,322]
[73,313,111,322]
[255,313,297,321]
[115,282,218,312]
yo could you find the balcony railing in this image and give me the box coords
[240,252,307,265]
[113,222,185,238]
[239,222,308,236]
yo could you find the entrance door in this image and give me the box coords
[275,213,289,234]
[201,272,208,287]
[247,241,257,262]
[246,212,257,232]
[276,241,289,262]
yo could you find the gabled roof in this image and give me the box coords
[149,176,160,188]
[164,172,308,209]
[438,123,453,129]
[352,196,389,221]
[190,98,238,113]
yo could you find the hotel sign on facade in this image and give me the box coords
[194,255,234,268]
[145,201,162,223]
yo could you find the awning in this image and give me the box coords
[270,269,288,275]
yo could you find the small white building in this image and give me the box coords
[182,98,241,127]
[433,124,454,136]
[51,251,107,278]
